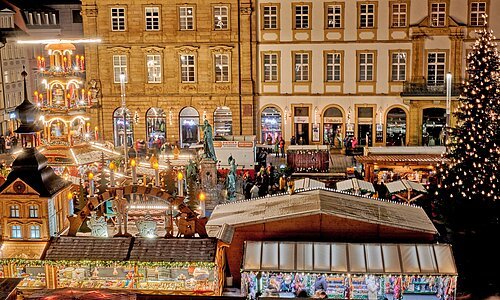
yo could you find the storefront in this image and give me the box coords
[322,107,343,147]
[356,107,374,147]
[113,107,134,147]
[260,106,282,144]
[241,241,457,300]
[146,107,166,142]
[213,107,233,137]
[293,106,310,145]
[179,106,200,148]
[386,108,407,146]
[422,108,445,146]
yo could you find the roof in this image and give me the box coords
[207,188,437,235]
[294,178,325,190]
[336,178,375,193]
[0,278,22,300]
[0,148,70,197]
[129,238,217,262]
[243,241,457,275]
[355,154,447,164]
[386,180,428,194]
[43,236,132,261]
[42,236,217,263]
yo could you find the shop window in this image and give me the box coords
[146,107,166,142]
[179,106,200,148]
[422,108,446,146]
[16,266,46,288]
[323,107,343,147]
[261,107,282,144]
[294,107,310,145]
[386,107,407,146]
[213,107,233,136]
[113,107,134,147]
[357,107,373,146]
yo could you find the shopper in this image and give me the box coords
[279,137,285,158]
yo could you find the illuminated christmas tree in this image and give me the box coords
[437,25,500,296]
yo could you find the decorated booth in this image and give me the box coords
[286,145,329,173]
[242,241,457,300]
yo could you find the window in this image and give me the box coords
[391,3,407,27]
[431,3,446,27]
[294,5,309,29]
[427,52,446,86]
[263,53,279,82]
[391,52,406,81]
[30,225,41,239]
[263,5,278,29]
[145,7,160,31]
[44,13,50,25]
[326,53,342,82]
[36,13,41,25]
[11,225,22,238]
[326,5,342,28]
[113,55,127,83]
[52,13,57,24]
[3,70,9,84]
[179,6,194,30]
[470,2,486,26]
[294,53,309,82]
[146,55,162,83]
[28,13,33,25]
[29,205,39,218]
[359,52,374,81]
[214,6,228,30]
[10,205,20,218]
[215,54,230,82]
[359,4,375,28]
[72,10,82,23]
[180,55,196,82]
[111,7,126,31]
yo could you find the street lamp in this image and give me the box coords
[119,73,128,171]
[445,72,452,144]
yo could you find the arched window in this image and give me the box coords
[322,107,343,146]
[29,205,39,218]
[146,108,167,141]
[261,106,282,144]
[10,205,20,218]
[213,106,233,136]
[11,224,22,238]
[386,107,407,146]
[49,120,67,141]
[113,107,134,147]
[30,225,41,239]
[422,108,446,146]
[179,107,200,148]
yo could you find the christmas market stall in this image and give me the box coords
[0,236,223,296]
[241,241,457,299]
[206,187,457,299]
[287,145,330,173]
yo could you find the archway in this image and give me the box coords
[179,106,200,148]
[386,107,407,146]
[213,106,233,136]
[146,107,166,142]
[260,106,282,144]
[322,106,343,146]
[422,108,446,146]
[113,107,134,147]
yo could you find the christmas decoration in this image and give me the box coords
[435,23,500,296]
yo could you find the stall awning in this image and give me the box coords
[386,180,428,194]
[336,179,375,193]
[355,154,447,165]
[294,178,325,190]
[243,241,457,275]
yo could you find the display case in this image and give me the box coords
[16,266,46,289]
[351,276,368,299]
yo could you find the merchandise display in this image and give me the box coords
[16,266,46,288]
[56,266,215,292]
[242,272,456,299]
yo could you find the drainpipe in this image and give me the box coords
[0,40,6,135]
[237,0,242,135]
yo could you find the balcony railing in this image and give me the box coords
[402,82,462,97]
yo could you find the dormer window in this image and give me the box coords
[0,15,14,28]
[28,12,33,25]
[36,13,42,25]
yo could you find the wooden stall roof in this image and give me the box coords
[355,154,447,165]
[43,237,133,261]
[207,188,437,236]
[129,238,217,262]
[0,278,22,300]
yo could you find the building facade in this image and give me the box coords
[256,0,499,146]
[81,0,255,149]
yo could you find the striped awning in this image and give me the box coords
[243,241,457,275]
[355,155,447,164]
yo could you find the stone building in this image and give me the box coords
[255,0,500,146]
[81,0,255,148]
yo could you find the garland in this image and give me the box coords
[0,258,215,269]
